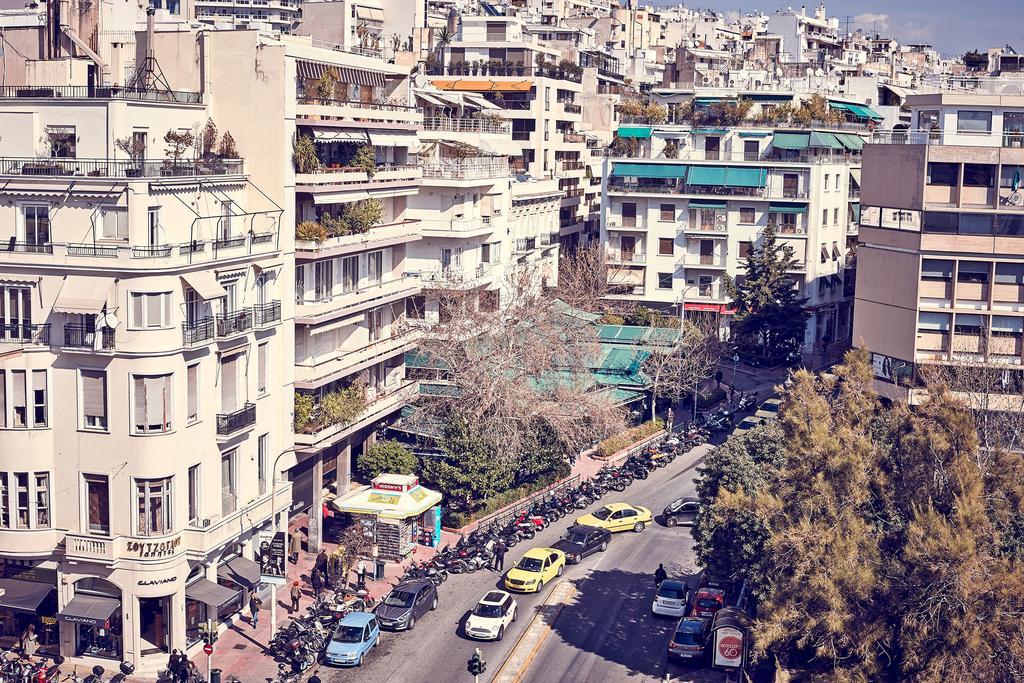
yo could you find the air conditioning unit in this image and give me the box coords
[198,518,213,528]
[1008,191,1024,207]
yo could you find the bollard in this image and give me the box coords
[210,668,222,683]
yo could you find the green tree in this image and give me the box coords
[962,49,988,71]
[419,418,514,511]
[357,440,417,480]
[726,224,809,363]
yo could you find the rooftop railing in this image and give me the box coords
[870,129,1024,148]
[422,117,511,135]
[0,157,243,178]
[0,85,201,104]
[421,157,512,180]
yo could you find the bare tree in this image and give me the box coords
[554,244,646,318]
[642,317,723,421]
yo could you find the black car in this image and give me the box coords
[551,525,611,564]
[375,579,438,630]
[662,496,700,527]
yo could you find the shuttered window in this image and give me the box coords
[81,369,107,429]
[100,207,128,240]
[257,343,268,395]
[11,370,26,428]
[187,364,199,422]
[221,355,238,413]
[0,370,5,429]
[133,374,172,433]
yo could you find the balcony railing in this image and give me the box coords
[132,244,174,259]
[515,237,537,252]
[562,133,587,144]
[296,96,417,112]
[182,318,215,346]
[422,117,511,135]
[217,308,253,337]
[1,241,53,254]
[563,188,584,197]
[63,325,115,350]
[769,221,808,235]
[608,179,812,199]
[426,65,581,83]
[253,300,282,326]
[67,243,118,257]
[0,157,243,178]
[562,103,582,114]
[870,129,1024,148]
[608,252,646,264]
[421,157,512,180]
[559,160,585,171]
[216,402,256,436]
[419,217,492,233]
[0,85,201,103]
[0,323,49,345]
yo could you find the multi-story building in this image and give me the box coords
[600,120,864,354]
[853,93,1024,399]
[0,83,290,670]
[193,0,303,33]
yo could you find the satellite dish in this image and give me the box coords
[101,313,119,328]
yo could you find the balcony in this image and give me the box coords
[608,251,646,264]
[63,325,115,351]
[515,237,538,252]
[605,221,647,232]
[427,65,582,83]
[769,221,808,236]
[559,160,585,171]
[417,264,495,289]
[561,133,587,144]
[0,323,50,346]
[683,253,728,268]
[182,318,215,346]
[253,301,282,326]
[217,402,256,436]
[0,85,201,103]
[217,309,253,337]
[295,97,421,126]
[422,117,511,135]
[296,330,420,388]
[0,157,242,179]
[419,217,494,237]
[295,163,421,195]
[421,157,512,181]
[561,103,582,114]
[1,242,53,254]
[296,276,421,323]
[295,219,422,258]
[870,129,1024,148]
[294,381,419,449]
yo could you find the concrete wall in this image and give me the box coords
[861,143,925,211]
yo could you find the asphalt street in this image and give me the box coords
[320,441,720,683]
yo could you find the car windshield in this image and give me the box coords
[658,586,687,600]
[696,598,720,608]
[332,625,364,643]
[383,591,415,608]
[591,507,613,521]
[473,603,504,618]
[517,557,543,572]
[761,402,780,412]
[673,629,701,646]
[564,532,588,545]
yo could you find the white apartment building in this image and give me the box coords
[600,122,863,354]
[193,0,302,33]
[0,87,290,670]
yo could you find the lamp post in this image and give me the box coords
[268,447,296,643]
[677,285,699,424]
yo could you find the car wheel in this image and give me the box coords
[512,607,517,622]
[572,554,581,564]
[599,541,608,552]
[633,521,645,533]
[407,616,416,630]
[357,655,363,667]
[665,516,678,528]
[497,626,505,642]
[557,564,563,577]
[536,580,544,592]
[374,636,379,647]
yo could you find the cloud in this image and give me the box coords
[855,13,890,32]
[893,22,935,44]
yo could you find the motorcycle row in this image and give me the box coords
[694,392,755,434]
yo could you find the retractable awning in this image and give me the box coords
[0,579,53,614]
[180,272,227,301]
[689,200,727,209]
[691,128,727,135]
[769,204,807,214]
[828,101,883,121]
[415,92,447,107]
[462,93,500,110]
[686,166,727,185]
[310,127,369,143]
[297,61,385,88]
[59,594,120,627]
[609,268,645,285]
[185,579,241,609]
[0,274,39,286]
[772,132,810,150]
[835,133,865,150]
[309,314,362,335]
[611,162,687,179]
[809,131,844,149]
[217,557,262,589]
[724,167,767,187]
[617,126,653,139]
[51,276,112,315]
[430,79,533,92]
[367,130,420,148]
[738,131,773,137]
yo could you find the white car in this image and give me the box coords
[465,590,517,641]
[652,580,691,618]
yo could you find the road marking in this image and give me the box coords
[491,581,576,683]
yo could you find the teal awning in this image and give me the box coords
[829,101,883,121]
[743,93,795,102]
[724,167,768,187]
[809,131,844,149]
[618,126,652,138]
[851,203,861,222]
[738,131,773,137]
[694,97,732,107]
[611,162,687,179]
[768,204,808,214]
[691,128,727,135]
[687,166,727,185]
[834,133,865,150]
[772,132,810,150]
[689,200,727,209]
[828,101,855,112]
[609,388,645,406]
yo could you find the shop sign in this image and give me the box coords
[367,492,400,505]
[409,488,428,503]
[40,617,57,626]
[258,532,287,585]
[125,536,182,558]
[138,576,178,587]
[871,352,913,385]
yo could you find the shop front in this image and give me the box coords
[59,578,123,661]
[184,576,242,647]
[331,474,442,561]
[0,564,60,657]
[215,553,262,617]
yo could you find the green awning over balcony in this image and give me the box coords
[809,131,844,149]
[724,167,768,187]
[686,165,727,185]
[851,202,861,222]
[772,132,810,150]
[769,204,808,214]
[611,162,687,179]
[828,101,884,121]
[834,133,865,150]
[689,200,727,209]
[738,131,773,137]
[691,128,727,135]
[618,126,653,138]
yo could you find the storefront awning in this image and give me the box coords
[611,162,687,179]
[217,557,262,589]
[0,579,53,614]
[772,132,810,150]
[180,271,227,301]
[617,126,653,139]
[51,276,112,315]
[769,204,808,214]
[310,127,369,143]
[332,482,442,520]
[430,79,533,92]
[59,594,120,627]
[367,130,420,148]
[185,579,241,609]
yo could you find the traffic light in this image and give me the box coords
[467,649,486,676]
[203,628,219,645]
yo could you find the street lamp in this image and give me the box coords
[268,447,297,643]
[676,285,699,424]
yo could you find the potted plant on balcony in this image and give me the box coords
[293,135,322,173]
[115,134,147,177]
[162,128,196,176]
[315,67,339,104]
[515,60,525,76]
[296,220,328,243]
[351,144,377,177]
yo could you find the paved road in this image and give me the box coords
[319,442,719,683]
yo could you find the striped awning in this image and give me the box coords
[297,61,386,88]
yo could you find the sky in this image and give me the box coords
[661,0,1024,56]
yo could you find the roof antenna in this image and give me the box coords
[128,5,174,92]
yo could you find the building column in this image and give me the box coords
[307,452,324,554]
[169,589,186,656]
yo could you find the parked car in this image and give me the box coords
[552,524,611,564]
[662,496,700,527]
[667,617,711,661]
[690,586,726,619]
[375,579,438,630]
[323,612,379,667]
[504,547,565,593]
[575,503,653,533]
[464,590,517,641]
[754,397,783,421]
[652,580,691,617]
[734,416,762,432]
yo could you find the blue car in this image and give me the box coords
[323,612,380,667]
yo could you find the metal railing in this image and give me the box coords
[63,324,115,350]
[216,308,253,337]
[870,129,1024,148]
[608,252,646,264]
[214,235,247,250]
[419,217,492,233]
[296,96,417,112]
[421,157,512,180]
[0,85,201,103]
[253,300,282,326]
[1,241,53,254]
[426,65,581,83]
[559,160,585,171]
[562,132,587,144]
[182,318,216,346]
[132,245,174,259]
[216,402,256,436]
[0,157,243,178]
[0,323,49,345]
[422,117,511,135]
[67,243,118,257]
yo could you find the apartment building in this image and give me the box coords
[0,86,290,669]
[600,121,863,354]
[193,0,302,33]
[853,93,1024,400]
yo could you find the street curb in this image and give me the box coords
[491,581,576,683]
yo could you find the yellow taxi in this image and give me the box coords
[503,547,566,593]
[575,502,653,533]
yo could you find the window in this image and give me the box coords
[45,126,76,157]
[15,473,28,528]
[621,202,637,227]
[0,474,7,528]
[80,369,107,430]
[187,465,200,525]
[918,110,939,130]
[1,286,32,336]
[921,259,954,281]
[481,243,492,264]
[995,263,1024,285]
[21,205,50,246]
[221,450,236,516]
[822,209,828,226]
[833,208,839,225]
[959,214,994,235]
[963,164,995,187]
[34,473,49,528]
[0,371,4,429]
[658,272,673,289]
[367,307,384,342]
[659,204,675,221]
[130,292,172,329]
[406,295,425,320]
[957,110,992,133]
[257,343,268,395]
[31,370,46,427]
[133,374,173,434]
[739,207,755,224]
[258,434,268,496]
[10,370,27,428]
[957,261,990,284]
[99,206,128,240]
[147,207,161,246]
[342,256,359,293]
[954,313,984,336]
[367,251,383,285]
[658,238,674,256]
[922,211,959,233]
[187,364,199,423]
[220,354,243,414]
[824,174,830,190]
[698,275,713,296]
[136,478,172,536]
[84,475,110,534]
[313,261,333,301]
[927,163,959,186]
[739,241,752,259]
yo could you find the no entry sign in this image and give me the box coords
[204,643,214,655]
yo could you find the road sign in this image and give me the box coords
[713,626,743,668]
[204,643,214,656]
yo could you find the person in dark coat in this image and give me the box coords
[654,563,668,588]
[248,594,262,629]
[289,531,303,564]
[492,541,507,572]
[314,549,329,586]
[310,568,324,599]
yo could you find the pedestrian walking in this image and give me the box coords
[654,563,667,588]
[311,568,324,599]
[729,383,735,403]
[248,593,262,629]
[19,624,38,660]
[356,559,367,591]
[167,649,185,683]
[715,369,723,387]
[492,541,507,572]
[289,530,303,564]
[290,580,302,614]
[315,548,329,586]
